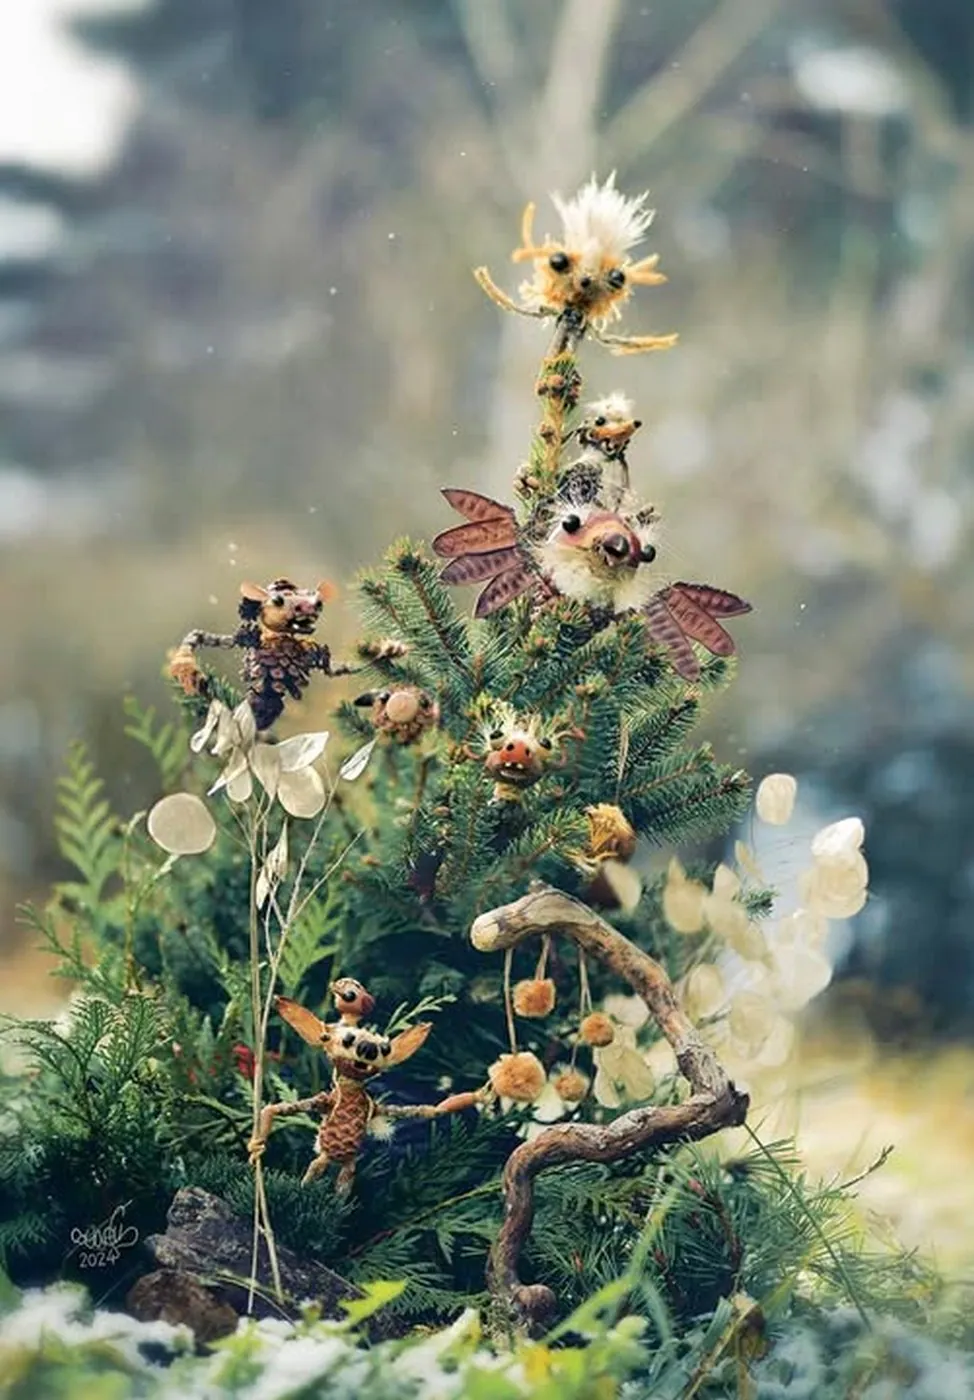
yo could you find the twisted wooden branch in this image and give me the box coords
[470,883,749,1330]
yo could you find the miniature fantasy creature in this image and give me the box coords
[353,685,439,745]
[460,703,581,804]
[247,982,489,1194]
[560,393,643,506]
[474,173,678,357]
[169,578,357,730]
[432,488,749,682]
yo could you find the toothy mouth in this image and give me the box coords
[496,763,537,784]
[290,617,317,635]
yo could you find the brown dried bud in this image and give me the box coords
[579,1012,615,1048]
[553,1068,589,1102]
[512,978,556,1018]
[488,1052,546,1103]
[585,804,637,863]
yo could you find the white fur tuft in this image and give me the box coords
[585,392,635,422]
[551,173,654,263]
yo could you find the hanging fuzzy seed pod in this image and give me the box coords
[488,1051,546,1103]
[553,1068,589,1102]
[512,978,557,1018]
[579,1012,615,1047]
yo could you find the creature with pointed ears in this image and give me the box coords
[169,577,358,731]
[247,981,490,1194]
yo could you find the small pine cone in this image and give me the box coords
[579,1013,615,1048]
[488,1051,546,1103]
[512,978,556,1019]
[553,1068,589,1103]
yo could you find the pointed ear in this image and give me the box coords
[240,580,269,603]
[275,996,329,1047]
[385,1022,432,1068]
[316,579,339,604]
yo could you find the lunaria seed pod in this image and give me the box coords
[488,1051,546,1103]
[579,1012,615,1047]
[512,978,556,1018]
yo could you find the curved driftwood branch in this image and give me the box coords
[471,883,749,1330]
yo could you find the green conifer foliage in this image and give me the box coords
[0,179,935,1361]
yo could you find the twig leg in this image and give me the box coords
[334,1161,357,1196]
[301,1151,332,1186]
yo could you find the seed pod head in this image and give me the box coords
[553,1068,589,1102]
[512,978,557,1018]
[579,1012,615,1047]
[488,1051,546,1103]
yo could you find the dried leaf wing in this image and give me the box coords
[275,996,329,1047]
[643,593,701,681]
[441,488,512,523]
[662,586,736,657]
[674,583,752,618]
[432,518,518,557]
[475,563,537,617]
[386,1021,433,1068]
[440,547,522,586]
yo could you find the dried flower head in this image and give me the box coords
[473,174,678,354]
[488,1051,546,1103]
[579,1012,615,1048]
[512,978,557,1018]
[552,1068,589,1103]
[515,174,664,329]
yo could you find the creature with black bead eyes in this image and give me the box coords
[247,978,491,1195]
[168,577,359,731]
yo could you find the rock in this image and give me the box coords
[143,1187,361,1324]
[127,1269,238,1346]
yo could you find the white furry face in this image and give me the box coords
[537,505,659,613]
[326,1025,393,1076]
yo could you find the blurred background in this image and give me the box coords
[1,0,972,1268]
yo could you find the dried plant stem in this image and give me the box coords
[470,882,748,1329]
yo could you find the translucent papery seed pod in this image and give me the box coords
[753,1014,796,1069]
[147,793,217,856]
[798,855,868,919]
[770,940,833,1012]
[703,892,767,961]
[277,766,327,819]
[755,772,798,825]
[602,993,649,1029]
[711,862,741,902]
[728,990,778,1058]
[663,857,707,934]
[811,816,864,861]
[682,962,727,1020]
[775,908,829,949]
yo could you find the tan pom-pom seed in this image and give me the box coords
[553,1068,589,1102]
[579,1012,615,1047]
[488,1052,546,1103]
[512,978,556,1018]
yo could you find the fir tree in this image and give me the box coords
[0,175,936,1373]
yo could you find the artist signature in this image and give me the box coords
[69,1203,139,1268]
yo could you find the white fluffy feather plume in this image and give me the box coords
[551,173,655,262]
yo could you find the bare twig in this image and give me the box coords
[470,882,748,1329]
